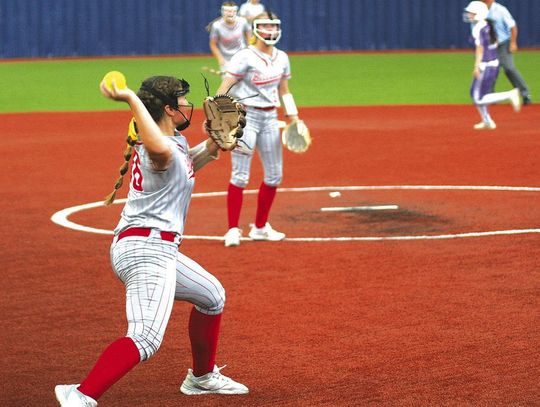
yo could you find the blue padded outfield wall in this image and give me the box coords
[1,0,539,58]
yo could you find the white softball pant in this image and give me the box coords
[230,107,283,188]
[110,231,225,361]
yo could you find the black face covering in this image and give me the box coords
[176,122,189,131]
[140,78,193,131]
[175,106,193,131]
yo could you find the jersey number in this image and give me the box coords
[131,150,143,191]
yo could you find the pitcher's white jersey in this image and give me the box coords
[226,46,291,107]
[210,17,251,62]
[114,132,195,236]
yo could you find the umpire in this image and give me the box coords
[482,0,532,105]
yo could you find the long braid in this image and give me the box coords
[486,18,497,44]
[103,76,189,206]
[104,118,138,206]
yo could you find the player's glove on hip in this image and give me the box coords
[203,94,246,151]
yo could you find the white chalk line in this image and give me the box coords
[320,205,399,212]
[50,185,540,241]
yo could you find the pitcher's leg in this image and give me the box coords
[76,238,177,401]
[77,337,141,400]
[174,252,226,374]
[189,309,222,376]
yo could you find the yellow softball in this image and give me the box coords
[102,71,127,91]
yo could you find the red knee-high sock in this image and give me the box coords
[255,182,277,228]
[189,308,222,377]
[77,337,140,400]
[227,183,244,229]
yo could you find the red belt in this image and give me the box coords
[116,227,177,243]
[252,106,276,111]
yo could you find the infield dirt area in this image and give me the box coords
[1,105,539,406]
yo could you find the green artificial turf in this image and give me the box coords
[0,51,538,113]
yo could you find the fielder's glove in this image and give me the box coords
[203,94,246,151]
[282,119,311,153]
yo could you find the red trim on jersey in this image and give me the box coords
[249,48,268,66]
[226,71,244,78]
[252,76,281,85]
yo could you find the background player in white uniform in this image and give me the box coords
[208,2,251,73]
[55,76,248,406]
[217,12,303,247]
[238,0,265,24]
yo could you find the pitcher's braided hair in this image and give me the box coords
[103,76,190,206]
[103,119,138,206]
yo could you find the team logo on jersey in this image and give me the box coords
[220,33,242,45]
[252,73,282,86]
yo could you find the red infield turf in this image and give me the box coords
[1,105,539,406]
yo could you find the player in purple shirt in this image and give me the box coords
[463,1,521,130]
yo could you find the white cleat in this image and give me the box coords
[473,121,497,130]
[55,384,97,406]
[180,365,249,395]
[248,222,286,241]
[509,88,522,112]
[224,227,242,247]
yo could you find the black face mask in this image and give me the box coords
[174,102,194,131]
[176,121,190,131]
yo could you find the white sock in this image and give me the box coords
[475,105,492,123]
[477,90,513,105]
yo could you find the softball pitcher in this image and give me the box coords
[55,76,247,406]
[208,2,251,73]
[217,11,302,247]
[463,1,521,130]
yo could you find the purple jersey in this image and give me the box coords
[469,22,500,104]
[472,21,498,62]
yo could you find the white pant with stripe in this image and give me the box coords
[110,232,225,361]
[230,107,283,188]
